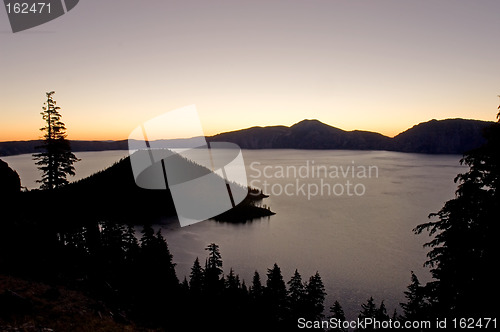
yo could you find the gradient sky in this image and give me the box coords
[1,0,499,141]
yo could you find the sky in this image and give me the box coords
[1,0,499,141]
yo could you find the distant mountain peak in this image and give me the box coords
[291,119,333,128]
[290,119,344,131]
[292,119,324,125]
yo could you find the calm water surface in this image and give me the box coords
[2,149,466,319]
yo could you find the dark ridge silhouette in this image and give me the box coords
[0,139,129,157]
[209,118,493,154]
[393,118,489,154]
[0,140,41,156]
[0,118,493,157]
[0,138,201,157]
[208,125,290,149]
[209,119,392,150]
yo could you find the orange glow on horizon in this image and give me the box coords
[1,124,405,142]
[2,117,494,143]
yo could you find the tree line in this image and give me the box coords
[0,217,425,331]
[0,218,328,329]
[2,215,484,331]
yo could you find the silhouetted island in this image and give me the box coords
[19,155,274,225]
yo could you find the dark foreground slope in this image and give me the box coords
[0,274,156,332]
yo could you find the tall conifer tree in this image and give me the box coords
[33,91,78,189]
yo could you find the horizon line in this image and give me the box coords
[0,116,495,143]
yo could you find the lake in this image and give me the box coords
[1,149,466,319]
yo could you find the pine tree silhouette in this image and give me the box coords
[33,91,79,190]
[287,269,305,319]
[414,108,500,317]
[204,243,224,295]
[358,296,377,330]
[329,300,347,332]
[250,270,263,300]
[400,271,428,321]
[265,263,288,324]
[189,257,204,297]
[303,271,327,321]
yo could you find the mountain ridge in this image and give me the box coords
[0,118,494,156]
[208,118,493,154]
